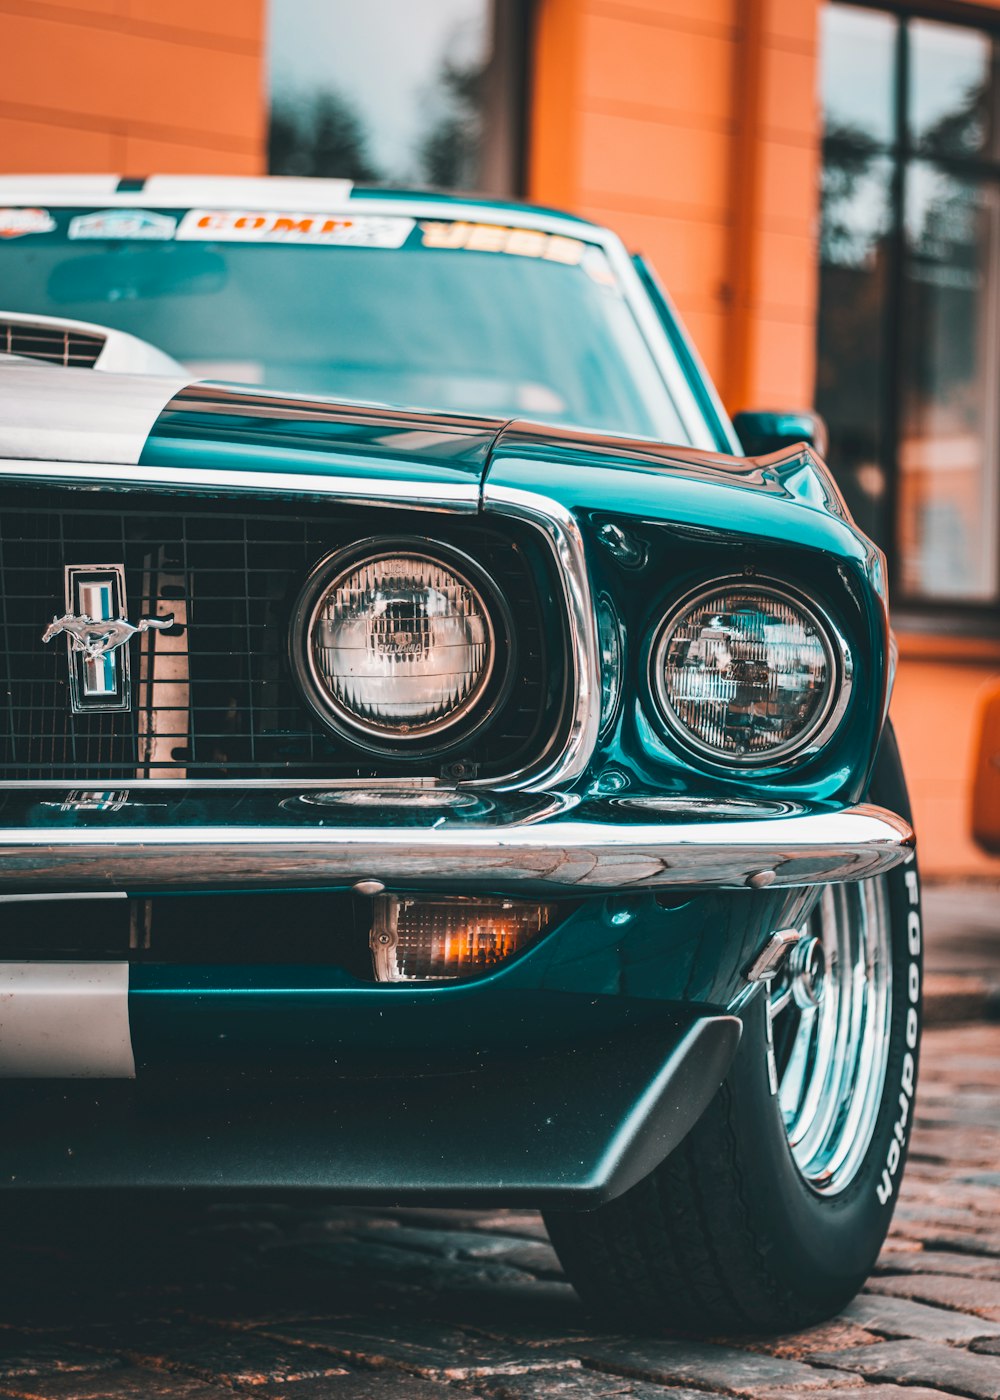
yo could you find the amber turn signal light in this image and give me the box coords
[369,895,555,983]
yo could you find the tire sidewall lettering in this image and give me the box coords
[876,861,921,1207]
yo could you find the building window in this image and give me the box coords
[267,0,529,196]
[818,2,1000,613]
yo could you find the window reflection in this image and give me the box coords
[819,5,897,149]
[817,4,896,547]
[268,0,512,192]
[900,167,1000,600]
[817,3,1000,608]
[910,21,994,158]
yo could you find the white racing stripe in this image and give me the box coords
[0,962,134,1078]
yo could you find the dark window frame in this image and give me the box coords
[823,0,1000,629]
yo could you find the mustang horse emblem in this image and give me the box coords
[42,611,174,659]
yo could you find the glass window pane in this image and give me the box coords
[268,0,506,191]
[909,20,995,160]
[816,149,893,548]
[899,164,1000,602]
[820,4,898,149]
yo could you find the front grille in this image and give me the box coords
[0,486,565,782]
[1,321,105,368]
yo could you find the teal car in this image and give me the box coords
[0,176,920,1334]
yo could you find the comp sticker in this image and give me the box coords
[69,209,177,240]
[420,221,586,265]
[0,208,55,239]
[176,210,414,247]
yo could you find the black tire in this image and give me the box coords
[545,722,922,1334]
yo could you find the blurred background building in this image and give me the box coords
[1,0,998,878]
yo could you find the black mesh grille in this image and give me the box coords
[1,321,105,368]
[0,487,563,781]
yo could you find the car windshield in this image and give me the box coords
[0,205,690,442]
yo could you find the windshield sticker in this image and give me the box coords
[68,209,177,240]
[0,208,55,239]
[419,221,586,265]
[176,210,414,248]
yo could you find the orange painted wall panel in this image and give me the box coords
[124,0,264,45]
[760,42,819,143]
[0,12,262,145]
[588,0,737,32]
[892,660,1000,879]
[0,0,265,177]
[757,138,818,237]
[0,112,118,171]
[578,109,733,218]
[581,11,734,125]
[764,0,819,46]
[121,133,261,176]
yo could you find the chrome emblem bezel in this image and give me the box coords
[42,564,174,714]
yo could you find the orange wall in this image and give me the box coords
[0,0,266,175]
[529,0,821,412]
[891,643,1000,880]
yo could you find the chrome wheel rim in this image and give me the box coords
[770,879,893,1194]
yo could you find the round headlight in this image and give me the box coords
[649,582,848,766]
[292,540,508,749]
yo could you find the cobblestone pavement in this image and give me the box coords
[0,1023,998,1398]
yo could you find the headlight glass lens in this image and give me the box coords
[652,585,838,763]
[308,550,495,740]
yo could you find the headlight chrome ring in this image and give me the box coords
[648,578,853,769]
[290,537,515,755]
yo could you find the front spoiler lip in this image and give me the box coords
[0,797,914,895]
[0,1013,742,1203]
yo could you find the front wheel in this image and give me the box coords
[545,724,921,1334]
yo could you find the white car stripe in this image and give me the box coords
[0,362,191,466]
[0,962,134,1078]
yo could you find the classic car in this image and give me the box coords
[0,175,920,1334]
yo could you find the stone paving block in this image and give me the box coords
[728,1319,879,1359]
[73,1321,352,1389]
[0,1339,121,1380]
[257,1319,582,1382]
[915,1232,1000,1261]
[255,1372,483,1398]
[810,1339,1000,1400]
[576,1339,862,1395]
[843,1291,1000,1342]
[0,1370,238,1399]
[875,1250,1000,1280]
[472,1371,713,1398]
[757,1389,970,1400]
[867,1271,1000,1321]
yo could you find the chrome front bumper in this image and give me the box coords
[0,791,914,895]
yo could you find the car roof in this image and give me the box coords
[0,175,605,242]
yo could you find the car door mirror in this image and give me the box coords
[732,410,829,459]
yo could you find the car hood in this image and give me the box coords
[0,364,863,559]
